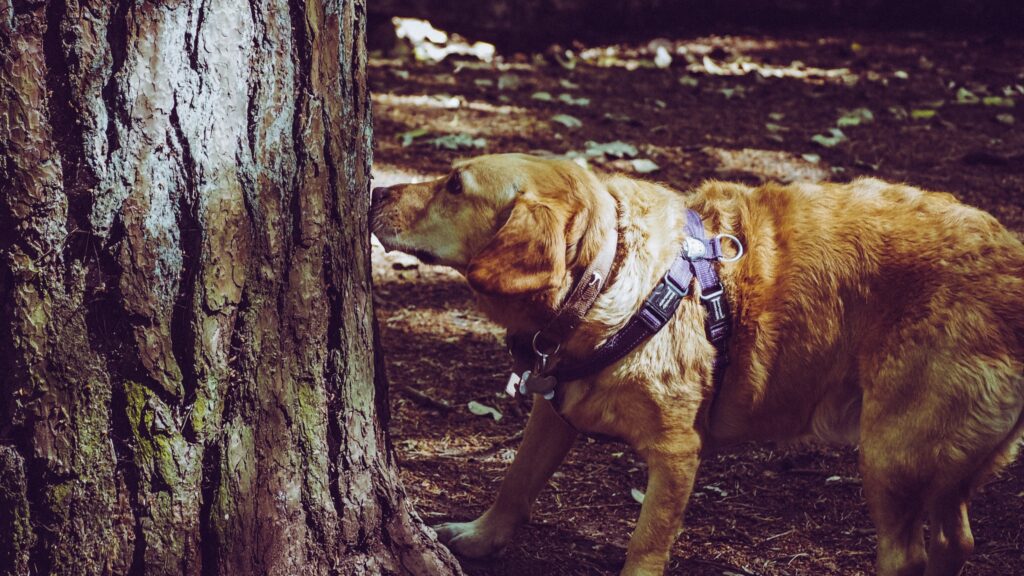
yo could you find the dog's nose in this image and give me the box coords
[371,186,391,205]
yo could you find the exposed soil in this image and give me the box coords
[369,28,1024,576]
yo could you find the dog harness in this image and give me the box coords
[506,209,743,401]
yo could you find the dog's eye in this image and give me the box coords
[446,174,463,195]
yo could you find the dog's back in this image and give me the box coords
[699,176,1024,451]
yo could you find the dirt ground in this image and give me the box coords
[368,26,1024,575]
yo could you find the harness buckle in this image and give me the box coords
[643,279,685,324]
[664,270,691,297]
[700,287,731,333]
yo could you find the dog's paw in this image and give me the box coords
[433,517,513,558]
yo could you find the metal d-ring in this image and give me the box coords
[531,331,561,358]
[716,234,744,262]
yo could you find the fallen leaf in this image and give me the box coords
[603,112,632,123]
[558,78,580,90]
[996,113,1015,125]
[769,112,786,121]
[811,128,847,148]
[894,70,909,80]
[558,93,590,106]
[473,78,493,87]
[429,133,486,150]
[654,45,672,69]
[678,75,700,88]
[837,107,874,127]
[551,114,583,129]
[391,69,410,80]
[398,127,429,147]
[554,49,577,70]
[888,106,909,120]
[585,140,638,158]
[467,401,502,421]
[765,122,788,132]
[531,91,553,101]
[631,158,660,173]
[802,153,821,164]
[911,109,937,120]
[956,87,980,104]
[703,484,729,497]
[497,73,520,90]
[983,96,1015,108]
[630,488,646,504]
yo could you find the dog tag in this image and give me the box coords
[518,370,532,395]
[505,372,521,397]
[523,373,558,396]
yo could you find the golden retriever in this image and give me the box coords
[369,153,1024,576]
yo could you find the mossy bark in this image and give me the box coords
[0,1,460,574]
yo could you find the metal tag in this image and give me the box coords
[505,372,521,397]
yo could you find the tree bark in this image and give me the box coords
[0,1,460,574]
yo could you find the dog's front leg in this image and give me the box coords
[621,432,702,576]
[434,396,577,557]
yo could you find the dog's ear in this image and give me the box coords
[466,199,566,296]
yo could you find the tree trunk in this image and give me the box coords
[0,1,460,574]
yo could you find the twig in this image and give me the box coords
[538,501,637,514]
[690,558,760,575]
[401,386,453,412]
[785,468,830,475]
[762,528,796,543]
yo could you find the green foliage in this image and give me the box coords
[811,128,847,148]
[551,114,583,129]
[467,401,502,421]
[429,133,486,150]
[398,128,429,147]
[836,107,874,127]
[557,93,590,106]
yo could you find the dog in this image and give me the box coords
[369,153,1024,576]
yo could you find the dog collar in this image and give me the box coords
[503,223,618,395]
[506,209,742,400]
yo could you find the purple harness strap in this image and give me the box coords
[511,209,739,397]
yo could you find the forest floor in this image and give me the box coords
[368,25,1024,576]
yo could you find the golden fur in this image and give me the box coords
[370,153,1024,576]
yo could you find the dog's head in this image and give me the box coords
[371,153,611,299]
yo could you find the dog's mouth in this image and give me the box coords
[406,249,438,264]
[369,215,440,265]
